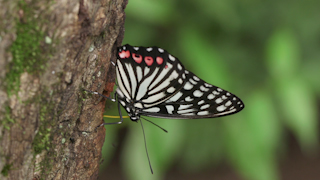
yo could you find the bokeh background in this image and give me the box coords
[99,0,320,179]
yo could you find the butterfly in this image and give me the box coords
[114,44,244,122]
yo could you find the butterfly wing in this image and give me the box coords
[116,44,187,108]
[140,70,244,119]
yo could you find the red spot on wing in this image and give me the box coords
[145,56,153,66]
[119,50,130,59]
[165,65,168,69]
[156,57,163,65]
[132,53,143,63]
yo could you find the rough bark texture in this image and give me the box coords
[0,0,127,179]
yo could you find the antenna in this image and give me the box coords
[139,119,154,174]
[141,117,168,133]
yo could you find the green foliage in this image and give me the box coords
[101,0,320,179]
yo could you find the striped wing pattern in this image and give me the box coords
[140,70,244,119]
[116,44,244,120]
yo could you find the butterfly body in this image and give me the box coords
[115,44,244,121]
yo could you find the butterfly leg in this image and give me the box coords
[97,93,123,127]
[83,89,116,102]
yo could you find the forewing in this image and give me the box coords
[116,44,187,108]
[140,70,245,119]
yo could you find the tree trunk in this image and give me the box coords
[0,0,127,179]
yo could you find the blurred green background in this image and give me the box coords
[99,0,320,179]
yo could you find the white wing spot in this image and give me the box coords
[200,85,209,92]
[184,82,193,90]
[182,73,186,79]
[185,70,189,74]
[204,83,212,87]
[126,107,130,112]
[144,107,161,113]
[166,105,174,114]
[123,46,126,50]
[167,87,176,93]
[222,95,227,100]
[185,96,193,102]
[215,98,223,104]
[230,106,235,110]
[198,111,209,115]
[200,104,210,110]
[226,92,231,96]
[181,112,195,116]
[189,78,197,85]
[198,100,205,105]
[177,63,183,70]
[133,47,139,51]
[240,104,244,108]
[217,105,227,112]
[158,48,164,53]
[178,78,183,84]
[177,109,194,114]
[217,88,223,92]
[146,47,153,52]
[233,97,237,101]
[237,102,241,104]
[193,90,203,97]
[168,54,175,61]
[178,104,193,110]
[193,76,200,81]
[213,91,219,95]
[225,100,232,106]
[207,94,215,100]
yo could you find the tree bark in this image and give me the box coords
[0,0,127,179]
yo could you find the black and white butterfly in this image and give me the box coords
[114,44,244,122]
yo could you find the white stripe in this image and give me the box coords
[125,63,137,97]
[142,92,166,106]
[143,107,160,113]
[135,103,143,109]
[116,61,131,99]
[149,63,173,90]
[136,68,159,100]
[144,67,150,76]
[136,66,143,81]
[149,70,179,95]
[169,91,183,102]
